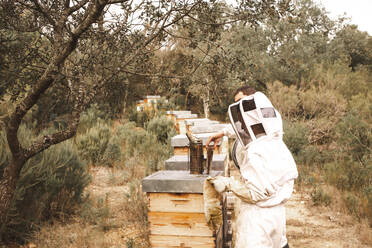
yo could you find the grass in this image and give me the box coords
[26,166,150,248]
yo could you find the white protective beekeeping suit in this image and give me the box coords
[211,92,298,248]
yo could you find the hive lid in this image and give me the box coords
[165,154,226,171]
[142,170,222,193]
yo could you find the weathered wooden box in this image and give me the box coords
[171,134,223,155]
[142,170,221,248]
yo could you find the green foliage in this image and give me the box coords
[297,145,331,166]
[102,135,122,167]
[78,104,109,134]
[128,108,154,128]
[155,97,176,111]
[76,122,111,166]
[146,115,176,144]
[311,185,332,206]
[0,126,90,242]
[283,121,309,157]
[336,112,372,161]
[344,193,360,218]
[270,46,371,223]
[364,187,372,221]
[123,179,148,224]
[117,121,173,173]
[267,82,301,118]
[78,195,111,231]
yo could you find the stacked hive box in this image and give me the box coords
[171,133,226,155]
[142,111,231,247]
[165,154,226,171]
[166,111,198,134]
[143,170,220,247]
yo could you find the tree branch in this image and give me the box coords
[66,0,90,16]
[24,117,79,160]
[30,0,57,27]
[6,0,109,162]
[23,78,97,160]
[121,1,201,68]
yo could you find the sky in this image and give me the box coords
[316,0,372,35]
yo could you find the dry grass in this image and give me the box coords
[359,220,372,246]
[22,167,372,248]
[25,166,149,248]
[286,186,372,248]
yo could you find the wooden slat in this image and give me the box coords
[174,147,189,155]
[148,212,213,237]
[148,193,204,213]
[173,146,221,155]
[150,235,215,248]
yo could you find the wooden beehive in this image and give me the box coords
[174,145,221,156]
[148,192,215,248]
[142,170,222,248]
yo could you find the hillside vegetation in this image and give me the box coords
[0,0,371,246]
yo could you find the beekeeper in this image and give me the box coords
[206,86,298,248]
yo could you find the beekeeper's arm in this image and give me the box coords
[208,176,253,203]
[206,125,236,148]
[209,152,277,204]
[208,175,272,204]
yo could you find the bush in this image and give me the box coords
[76,122,111,166]
[336,111,371,162]
[123,179,148,225]
[270,62,372,224]
[283,120,309,157]
[78,104,109,134]
[102,135,122,167]
[311,185,332,206]
[299,85,346,120]
[363,187,372,222]
[128,108,154,128]
[117,121,173,173]
[0,126,90,242]
[155,97,176,111]
[267,81,301,119]
[75,121,123,167]
[344,193,361,218]
[146,115,176,144]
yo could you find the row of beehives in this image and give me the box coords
[142,110,231,248]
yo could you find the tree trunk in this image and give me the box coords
[203,91,210,119]
[0,0,109,237]
[185,91,190,109]
[0,160,23,238]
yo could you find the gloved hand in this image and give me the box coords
[209,176,232,193]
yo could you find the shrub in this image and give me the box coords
[267,81,301,119]
[146,115,176,144]
[344,193,361,218]
[336,111,371,162]
[117,121,173,173]
[283,120,309,157]
[102,135,122,167]
[297,145,328,166]
[299,84,346,120]
[0,126,90,242]
[123,179,148,225]
[78,104,109,134]
[311,185,332,206]
[363,187,372,222]
[76,120,123,167]
[128,108,154,128]
[155,97,176,111]
[78,195,111,231]
[76,122,110,166]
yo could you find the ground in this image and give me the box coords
[26,166,372,248]
[286,191,372,248]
